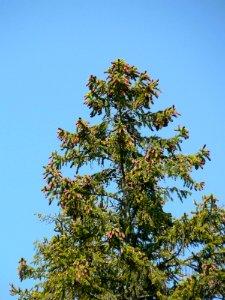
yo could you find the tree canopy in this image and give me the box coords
[11,59,225,299]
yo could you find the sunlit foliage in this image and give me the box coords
[11,60,225,299]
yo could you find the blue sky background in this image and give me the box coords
[1,0,225,298]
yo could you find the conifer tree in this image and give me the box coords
[11,59,225,299]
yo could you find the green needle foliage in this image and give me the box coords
[11,59,225,299]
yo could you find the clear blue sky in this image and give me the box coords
[1,0,225,298]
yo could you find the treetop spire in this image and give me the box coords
[11,59,225,300]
